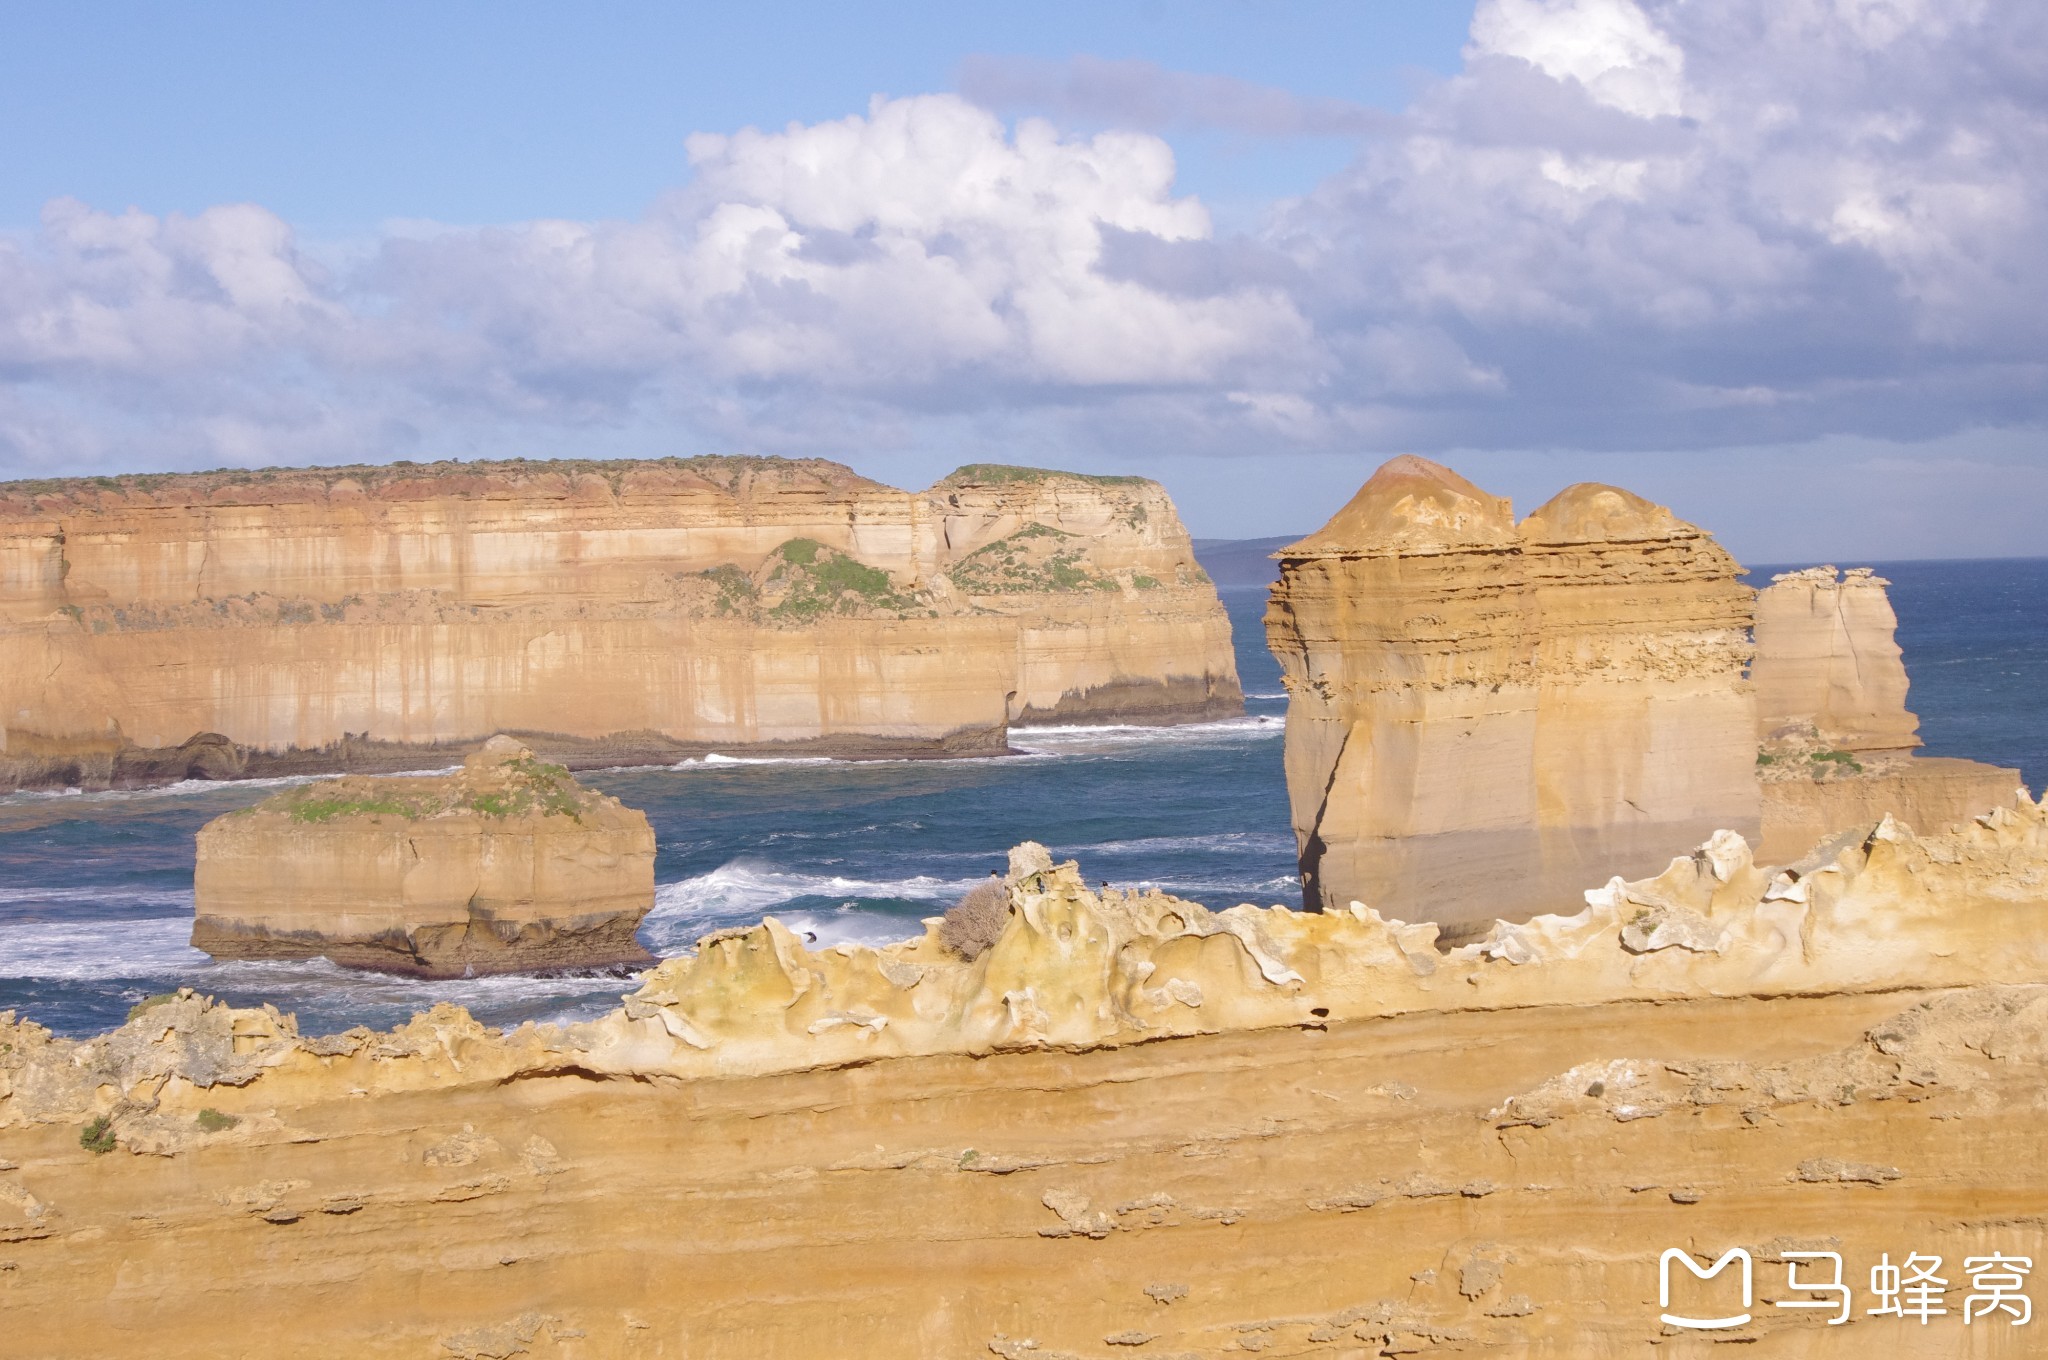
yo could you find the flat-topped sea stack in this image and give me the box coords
[1265,457,1759,928]
[192,737,656,976]
[0,457,1240,789]
[1752,565,2022,860]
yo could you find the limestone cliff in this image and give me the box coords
[1753,565,1919,754]
[1264,458,1758,929]
[1752,565,2022,860]
[0,457,1239,789]
[192,737,655,977]
[5,804,2048,1355]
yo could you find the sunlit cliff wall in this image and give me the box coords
[0,457,1240,787]
[1264,457,1760,929]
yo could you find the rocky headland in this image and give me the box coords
[0,457,1241,790]
[4,801,2047,1355]
[1266,457,2022,931]
[191,737,656,977]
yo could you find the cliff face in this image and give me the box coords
[192,737,656,977]
[6,806,2048,1356]
[0,458,1240,788]
[1264,458,1757,928]
[1753,566,1919,753]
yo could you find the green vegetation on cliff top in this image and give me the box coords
[939,464,1149,488]
[273,755,587,824]
[946,523,1119,596]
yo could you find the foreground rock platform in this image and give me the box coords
[6,801,2048,1355]
[191,737,656,977]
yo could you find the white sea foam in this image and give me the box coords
[1011,714,1283,752]
[0,916,207,978]
[647,861,976,921]
[201,956,638,1020]
[1069,830,1297,858]
[0,886,192,908]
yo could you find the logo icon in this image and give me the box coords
[1660,1248,1752,1329]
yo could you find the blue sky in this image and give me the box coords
[0,2,1467,230]
[1,1,2043,559]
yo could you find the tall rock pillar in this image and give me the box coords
[1751,566,1919,755]
[1751,566,2022,860]
[1264,457,1759,932]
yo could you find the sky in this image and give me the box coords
[1,0,2043,561]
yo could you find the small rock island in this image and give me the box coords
[192,736,656,977]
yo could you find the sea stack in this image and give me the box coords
[192,736,656,976]
[1264,457,1758,929]
[1751,566,2021,859]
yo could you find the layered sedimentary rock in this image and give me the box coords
[1752,565,2023,860]
[191,737,655,976]
[6,802,2048,1355]
[1753,566,1919,754]
[0,458,1239,789]
[1264,457,1758,928]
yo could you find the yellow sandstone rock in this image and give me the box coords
[1753,565,1920,754]
[1753,565,2021,860]
[12,795,2046,1123]
[0,457,1240,789]
[1264,457,1758,930]
[191,736,656,976]
[5,805,2048,1355]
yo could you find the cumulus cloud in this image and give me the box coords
[0,0,2041,474]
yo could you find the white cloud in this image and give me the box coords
[0,2,2041,478]
[1469,0,1687,118]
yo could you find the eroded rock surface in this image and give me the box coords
[0,457,1239,789]
[1264,457,1758,928]
[191,737,655,976]
[6,803,2048,1355]
[13,793,2043,1119]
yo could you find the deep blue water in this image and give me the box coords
[0,562,2037,1039]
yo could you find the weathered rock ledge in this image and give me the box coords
[191,737,655,977]
[10,792,2044,1131]
[6,802,2048,1356]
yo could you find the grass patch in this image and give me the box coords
[80,1116,116,1155]
[702,564,759,615]
[947,524,1117,596]
[288,795,421,823]
[1809,749,1864,774]
[464,756,582,819]
[940,463,1148,487]
[195,1108,239,1133]
[762,539,914,621]
[126,993,178,1022]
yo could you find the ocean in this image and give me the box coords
[1,557,2040,1039]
